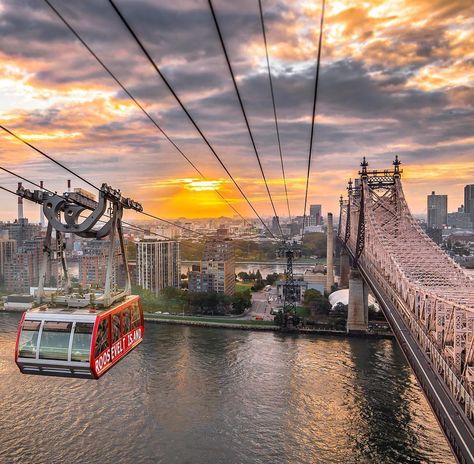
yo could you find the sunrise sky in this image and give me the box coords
[0,0,473,221]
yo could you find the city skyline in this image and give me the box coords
[0,0,473,220]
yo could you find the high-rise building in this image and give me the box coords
[271,216,280,235]
[79,239,125,289]
[0,239,16,283]
[4,253,35,292]
[465,184,474,224]
[447,212,473,229]
[309,204,322,225]
[189,239,235,295]
[427,191,447,229]
[137,239,180,295]
[0,218,42,249]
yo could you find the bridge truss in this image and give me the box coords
[339,157,474,422]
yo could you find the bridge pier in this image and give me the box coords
[339,250,350,288]
[347,268,368,333]
[325,213,334,294]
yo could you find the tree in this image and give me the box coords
[231,289,252,314]
[368,304,385,321]
[332,302,348,316]
[265,273,279,286]
[238,271,250,282]
[188,291,231,315]
[303,289,330,315]
[255,269,263,281]
[189,291,209,313]
[251,280,265,292]
[161,286,183,300]
[132,285,162,311]
[301,232,327,258]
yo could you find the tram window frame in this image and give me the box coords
[18,320,41,359]
[71,322,94,362]
[122,308,131,335]
[112,313,121,344]
[131,303,141,330]
[39,321,73,361]
[94,317,110,357]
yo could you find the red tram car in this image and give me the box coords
[15,295,144,379]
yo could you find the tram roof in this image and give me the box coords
[24,295,139,321]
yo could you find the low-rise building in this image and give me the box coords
[188,239,235,295]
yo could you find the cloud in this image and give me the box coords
[0,0,473,220]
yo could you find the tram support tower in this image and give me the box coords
[17,183,142,308]
[277,240,301,327]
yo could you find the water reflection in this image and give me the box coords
[347,339,447,462]
[0,314,454,464]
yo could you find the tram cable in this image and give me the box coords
[0,185,17,196]
[0,169,206,251]
[0,126,210,241]
[0,125,98,193]
[301,0,326,238]
[42,0,251,227]
[0,167,152,236]
[106,0,276,239]
[258,0,291,222]
[0,166,54,194]
[207,0,284,239]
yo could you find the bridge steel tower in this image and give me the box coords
[338,156,474,463]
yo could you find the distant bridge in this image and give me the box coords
[337,157,474,463]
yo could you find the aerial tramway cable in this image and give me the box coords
[106,0,276,239]
[301,0,326,238]
[42,0,251,227]
[0,126,209,240]
[0,168,206,250]
[0,124,98,192]
[257,0,292,223]
[0,185,17,196]
[207,0,285,239]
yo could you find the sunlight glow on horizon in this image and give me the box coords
[0,0,472,219]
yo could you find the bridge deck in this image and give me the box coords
[360,263,474,464]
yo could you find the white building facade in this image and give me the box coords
[137,239,180,295]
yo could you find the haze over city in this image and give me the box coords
[0,0,472,220]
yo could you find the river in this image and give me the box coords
[0,312,454,463]
[181,261,320,277]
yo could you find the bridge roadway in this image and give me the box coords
[358,263,474,464]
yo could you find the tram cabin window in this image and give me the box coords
[112,314,121,343]
[131,304,141,330]
[18,320,41,358]
[94,318,109,357]
[39,321,72,361]
[71,323,93,362]
[122,308,131,335]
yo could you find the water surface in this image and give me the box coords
[0,313,453,463]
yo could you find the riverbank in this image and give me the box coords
[144,313,393,338]
[144,313,279,331]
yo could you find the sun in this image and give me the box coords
[184,179,224,192]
